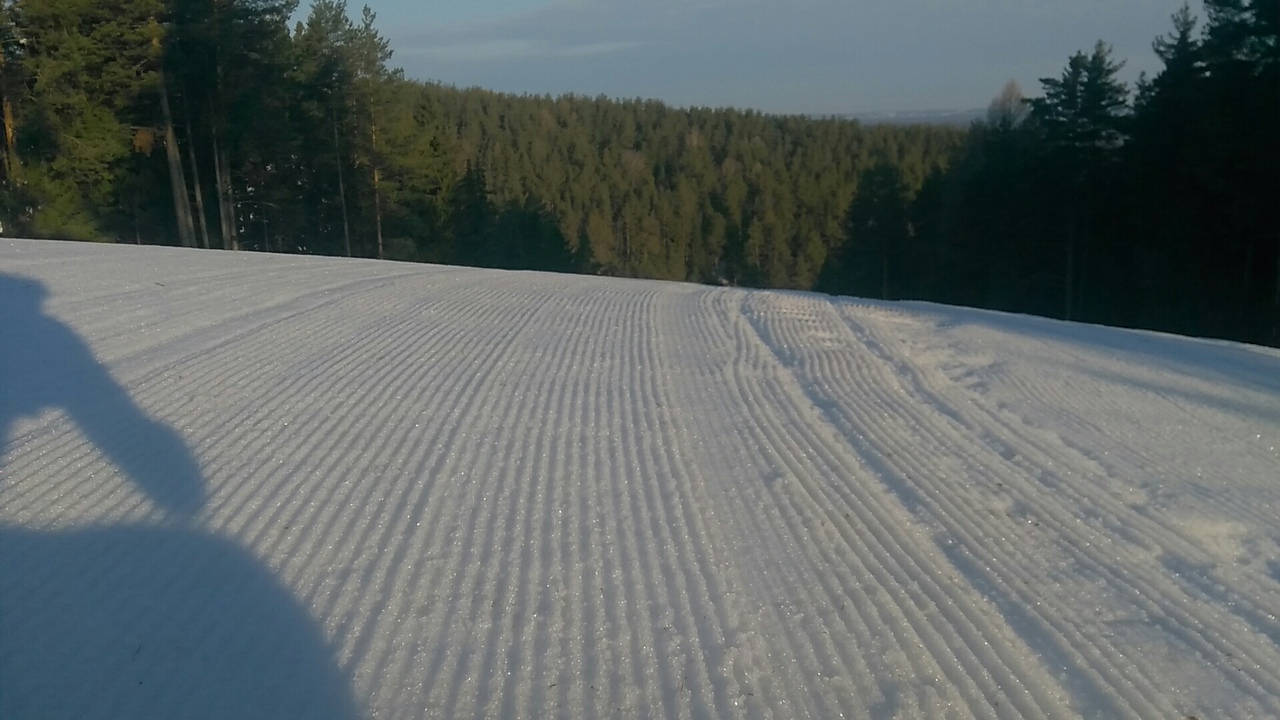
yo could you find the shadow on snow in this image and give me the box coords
[0,273,360,720]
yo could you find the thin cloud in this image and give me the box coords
[398,37,646,62]
[384,0,1201,113]
[558,41,648,57]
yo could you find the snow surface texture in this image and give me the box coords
[3,238,1279,720]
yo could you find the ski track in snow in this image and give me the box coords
[3,239,1279,719]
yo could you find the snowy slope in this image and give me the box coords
[3,238,1279,720]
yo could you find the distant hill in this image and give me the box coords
[828,108,985,127]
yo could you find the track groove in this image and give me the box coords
[4,240,1278,720]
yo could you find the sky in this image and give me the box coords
[328,0,1202,115]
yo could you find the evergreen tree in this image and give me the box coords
[1197,0,1280,340]
[12,0,168,240]
[1128,5,1208,333]
[448,162,495,267]
[826,161,912,300]
[1028,41,1130,320]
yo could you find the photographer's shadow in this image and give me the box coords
[1,274,360,720]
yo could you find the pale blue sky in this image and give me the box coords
[325,0,1201,114]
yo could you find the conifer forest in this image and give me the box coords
[1,1,1276,345]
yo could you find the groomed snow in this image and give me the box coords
[3,238,1279,719]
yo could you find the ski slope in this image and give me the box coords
[3,238,1279,719]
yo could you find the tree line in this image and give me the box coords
[824,2,1278,346]
[0,0,961,287]
[1,1,1275,346]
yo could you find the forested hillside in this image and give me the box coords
[0,0,962,290]
[897,3,1279,347]
[1,1,1275,345]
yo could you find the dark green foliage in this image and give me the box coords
[1025,41,1130,320]
[911,2,1279,346]
[821,162,911,300]
[0,0,964,290]
[6,0,167,239]
[417,90,962,287]
[1,1,1275,347]
[1030,42,1130,155]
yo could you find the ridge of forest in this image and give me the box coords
[1,1,1276,346]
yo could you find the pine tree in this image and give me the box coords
[1028,41,1130,320]
[12,0,169,240]
[837,162,912,300]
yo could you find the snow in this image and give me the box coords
[3,237,1279,719]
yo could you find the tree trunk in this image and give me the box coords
[1064,221,1077,322]
[221,145,238,250]
[1274,240,1280,309]
[372,122,384,260]
[2,88,18,185]
[1242,235,1257,302]
[211,120,236,251]
[1272,246,1280,346]
[1270,239,1280,345]
[1078,222,1091,322]
[209,21,236,252]
[182,88,212,250]
[159,74,197,248]
[881,244,890,300]
[333,111,352,257]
